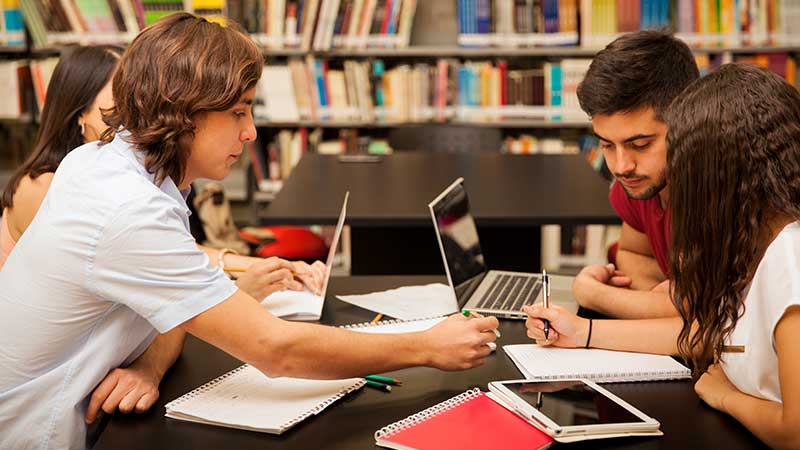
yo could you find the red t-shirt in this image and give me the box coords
[608,181,670,276]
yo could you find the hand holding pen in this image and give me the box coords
[541,270,551,339]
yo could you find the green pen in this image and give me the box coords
[462,309,502,338]
[365,375,402,386]
[364,379,392,392]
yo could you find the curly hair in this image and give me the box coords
[100,13,263,186]
[666,63,800,377]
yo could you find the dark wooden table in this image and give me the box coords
[94,276,766,450]
[259,153,620,274]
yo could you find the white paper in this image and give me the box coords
[262,289,323,321]
[336,283,458,320]
[503,345,691,383]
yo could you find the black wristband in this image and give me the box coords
[585,319,593,349]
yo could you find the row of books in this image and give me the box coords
[584,0,800,48]
[0,0,24,46]
[254,58,592,125]
[456,0,800,48]
[457,0,580,47]
[19,0,225,47]
[694,51,796,83]
[17,0,416,49]
[234,0,418,50]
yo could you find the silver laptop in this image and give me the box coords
[428,178,575,320]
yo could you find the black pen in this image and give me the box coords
[542,270,550,339]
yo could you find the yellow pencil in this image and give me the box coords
[370,313,383,323]
[223,267,247,273]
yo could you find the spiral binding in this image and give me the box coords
[529,369,688,383]
[280,378,366,431]
[374,388,482,440]
[165,364,249,410]
[341,315,444,330]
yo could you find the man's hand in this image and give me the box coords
[573,263,632,308]
[85,366,160,424]
[421,313,499,371]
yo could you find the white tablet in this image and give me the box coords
[488,379,660,439]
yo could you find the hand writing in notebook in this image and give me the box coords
[522,304,589,349]
[423,314,499,370]
[234,258,326,298]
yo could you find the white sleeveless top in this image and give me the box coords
[722,222,800,403]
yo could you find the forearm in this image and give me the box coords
[723,391,800,450]
[576,278,678,319]
[183,292,431,379]
[615,249,665,290]
[129,328,187,381]
[582,317,682,355]
[198,244,260,269]
[261,322,430,378]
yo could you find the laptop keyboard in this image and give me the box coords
[476,274,542,312]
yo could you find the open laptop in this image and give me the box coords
[261,191,349,321]
[428,178,575,320]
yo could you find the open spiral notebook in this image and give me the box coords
[504,345,691,383]
[164,365,364,434]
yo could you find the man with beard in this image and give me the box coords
[569,31,699,319]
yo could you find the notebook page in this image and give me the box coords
[166,365,363,433]
[504,345,690,383]
[344,316,446,334]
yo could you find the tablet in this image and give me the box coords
[488,379,660,438]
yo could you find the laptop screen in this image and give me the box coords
[430,180,488,292]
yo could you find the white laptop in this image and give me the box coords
[261,192,349,321]
[428,178,575,320]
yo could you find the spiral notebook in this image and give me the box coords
[341,316,446,334]
[504,345,691,383]
[375,388,553,450]
[164,365,365,434]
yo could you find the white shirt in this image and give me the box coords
[722,222,800,403]
[0,132,238,450]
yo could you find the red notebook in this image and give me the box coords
[375,389,553,450]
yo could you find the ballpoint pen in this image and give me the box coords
[542,270,550,339]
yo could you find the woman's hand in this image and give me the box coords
[522,304,590,348]
[694,364,739,413]
[235,257,299,299]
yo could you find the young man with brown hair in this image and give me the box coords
[569,30,700,319]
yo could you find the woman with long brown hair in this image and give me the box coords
[0,45,122,270]
[524,63,800,448]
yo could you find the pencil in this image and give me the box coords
[365,375,402,386]
[365,380,392,392]
[223,267,247,273]
[370,313,383,323]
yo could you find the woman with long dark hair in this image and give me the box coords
[0,45,122,269]
[666,63,800,448]
[524,64,800,448]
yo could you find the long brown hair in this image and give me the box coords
[100,12,263,186]
[1,45,122,209]
[666,63,800,376]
